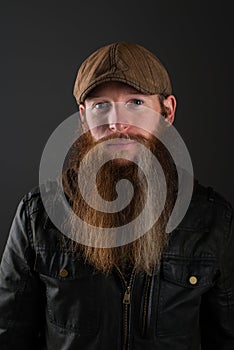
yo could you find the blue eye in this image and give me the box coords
[132,99,143,105]
[94,102,110,109]
[91,102,112,115]
[126,99,144,109]
[127,99,144,106]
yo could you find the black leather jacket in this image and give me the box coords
[0,181,234,350]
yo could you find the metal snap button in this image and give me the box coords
[59,268,68,278]
[189,275,198,285]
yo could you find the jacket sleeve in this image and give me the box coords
[0,196,45,350]
[200,202,234,349]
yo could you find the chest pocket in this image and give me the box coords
[34,249,100,336]
[156,256,219,336]
[162,256,219,288]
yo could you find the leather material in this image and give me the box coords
[0,181,234,349]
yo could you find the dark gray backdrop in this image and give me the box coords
[1,0,233,258]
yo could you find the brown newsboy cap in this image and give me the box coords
[73,42,172,104]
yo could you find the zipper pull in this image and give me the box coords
[123,286,131,304]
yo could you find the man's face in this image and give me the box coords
[79,82,176,163]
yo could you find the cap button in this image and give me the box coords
[189,275,198,285]
[59,268,69,278]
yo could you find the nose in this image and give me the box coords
[109,123,129,132]
[108,104,130,133]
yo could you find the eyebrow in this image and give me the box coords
[87,92,146,100]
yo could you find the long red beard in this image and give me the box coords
[61,131,178,275]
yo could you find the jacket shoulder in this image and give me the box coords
[193,180,233,210]
[177,179,233,232]
[21,181,60,216]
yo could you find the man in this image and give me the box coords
[0,42,233,349]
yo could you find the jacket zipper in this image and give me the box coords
[141,266,157,338]
[115,266,136,350]
[141,274,151,337]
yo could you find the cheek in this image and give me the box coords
[145,119,160,134]
[131,115,161,137]
[89,125,109,141]
[131,125,158,140]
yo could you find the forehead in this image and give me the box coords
[86,81,144,99]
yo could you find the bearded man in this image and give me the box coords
[0,42,233,350]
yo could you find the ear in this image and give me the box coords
[79,103,88,131]
[163,95,177,125]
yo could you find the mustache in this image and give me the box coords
[93,133,151,146]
